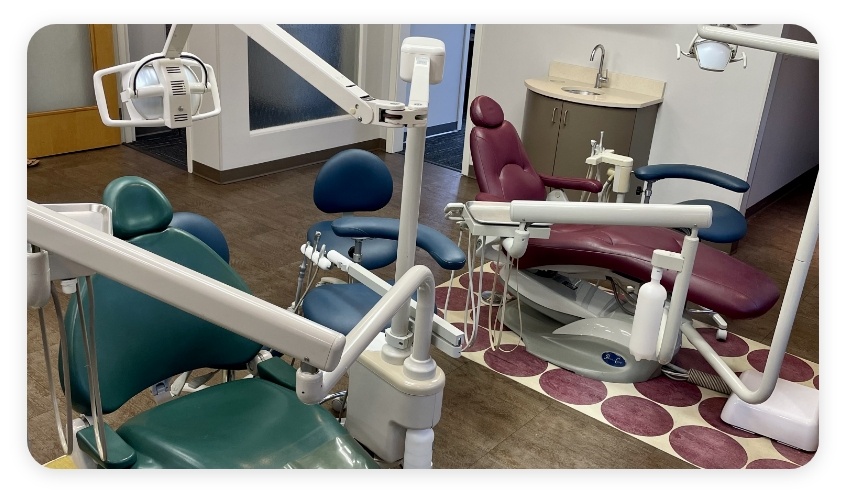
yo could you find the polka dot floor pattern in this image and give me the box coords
[436,264,818,469]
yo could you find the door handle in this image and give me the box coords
[561,109,568,126]
[551,107,558,124]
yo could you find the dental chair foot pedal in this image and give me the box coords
[720,369,818,452]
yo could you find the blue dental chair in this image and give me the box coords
[307,149,399,270]
[634,164,751,245]
[62,176,379,469]
[299,150,466,337]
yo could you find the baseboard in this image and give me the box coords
[745,165,818,219]
[192,139,385,184]
[426,122,458,137]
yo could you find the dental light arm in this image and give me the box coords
[697,24,819,60]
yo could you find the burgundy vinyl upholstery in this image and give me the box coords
[468,95,602,201]
[521,224,779,319]
[467,95,780,320]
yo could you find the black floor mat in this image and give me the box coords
[125,129,188,170]
[400,126,465,172]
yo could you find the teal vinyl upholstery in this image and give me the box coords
[62,176,378,469]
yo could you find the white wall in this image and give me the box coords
[744,25,819,210]
[467,24,789,209]
[187,25,394,173]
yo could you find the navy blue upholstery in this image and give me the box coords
[307,220,398,270]
[633,163,750,244]
[332,216,467,271]
[678,200,748,243]
[303,282,392,335]
[308,149,398,270]
[300,152,466,336]
[170,211,230,263]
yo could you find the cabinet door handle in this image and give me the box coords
[561,109,568,126]
[551,107,558,124]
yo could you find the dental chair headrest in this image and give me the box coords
[103,176,174,240]
[469,95,504,129]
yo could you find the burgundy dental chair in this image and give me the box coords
[468,95,604,203]
[466,95,780,381]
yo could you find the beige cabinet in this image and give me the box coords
[521,89,659,203]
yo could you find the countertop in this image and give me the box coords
[525,61,665,109]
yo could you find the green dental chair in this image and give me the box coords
[61,176,379,469]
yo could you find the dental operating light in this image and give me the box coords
[93,25,221,128]
[676,24,747,71]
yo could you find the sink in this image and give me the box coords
[562,86,602,96]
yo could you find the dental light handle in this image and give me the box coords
[629,267,667,362]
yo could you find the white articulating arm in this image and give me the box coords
[27,201,347,372]
[678,25,819,404]
[234,24,413,127]
[697,25,819,60]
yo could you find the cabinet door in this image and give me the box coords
[521,90,562,176]
[554,101,637,201]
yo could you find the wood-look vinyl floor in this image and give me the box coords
[25,145,818,470]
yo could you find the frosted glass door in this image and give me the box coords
[247,24,359,130]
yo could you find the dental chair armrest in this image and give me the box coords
[77,423,138,469]
[538,174,603,193]
[331,216,466,270]
[634,164,750,193]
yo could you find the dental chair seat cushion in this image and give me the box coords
[678,199,748,244]
[519,224,779,319]
[302,281,406,335]
[116,377,379,469]
[301,280,431,336]
[308,220,399,270]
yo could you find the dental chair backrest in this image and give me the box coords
[469,95,548,202]
[309,149,399,270]
[61,176,261,415]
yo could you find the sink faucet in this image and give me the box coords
[590,44,608,89]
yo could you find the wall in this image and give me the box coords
[127,24,166,61]
[744,25,819,210]
[186,24,394,173]
[467,24,804,209]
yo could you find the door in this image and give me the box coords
[27,24,122,158]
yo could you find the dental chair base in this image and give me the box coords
[721,370,819,452]
[344,334,445,468]
[497,271,674,383]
